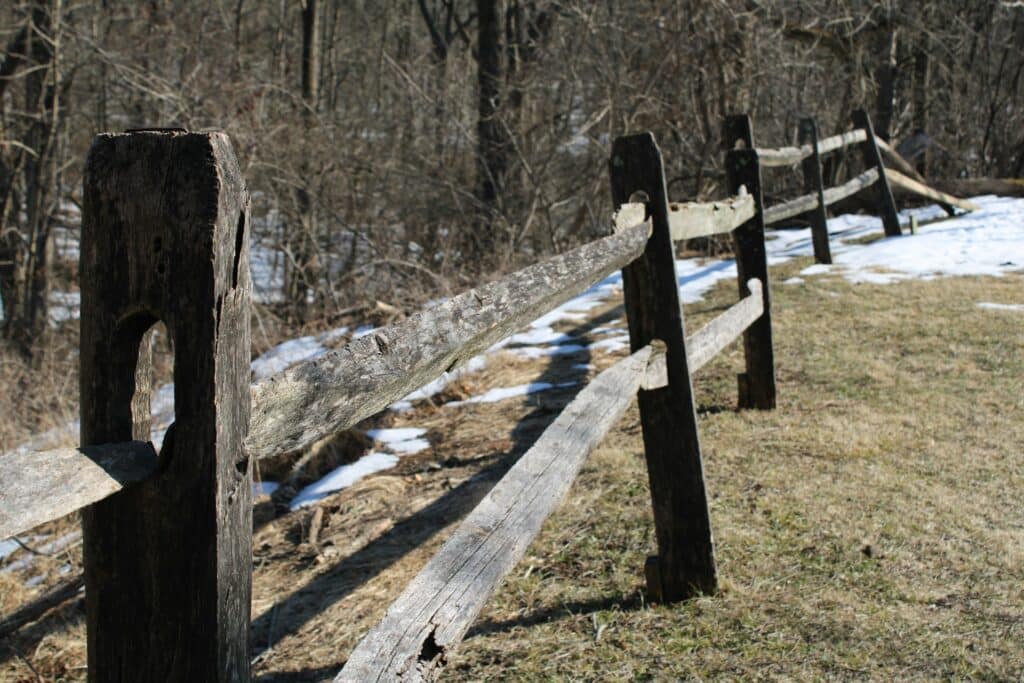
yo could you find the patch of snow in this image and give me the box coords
[445,381,578,407]
[776,196,1024,285]
[505,344,589,359]
[589,336,631,353]
[0,539,20,560]
[250,326,349,381]
[289,451,399,510]
[366,427,430,455]
[976,301,1024,312]
[783,277,805,285]
[390,354,489,411]
[253,481,279,497]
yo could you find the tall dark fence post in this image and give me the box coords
[80,131,252,681]
[609,133,717,602]
[852,109,901,237]
[725,146,776,410]
[723,113,755,150]
[799,117,832,264]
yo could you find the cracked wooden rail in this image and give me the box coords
[0,219,652,541]
[755,129,868,167]
[336,279,765,682]
[763,168,879,225]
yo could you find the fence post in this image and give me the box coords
[725,146,776,410]
[851,109,901,237]
[80,130,252,681]
[723,113,755,150]
[609,133,717,602]
[798,117,832,264]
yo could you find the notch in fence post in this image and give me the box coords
[609,132,716,602]
[725,147,776,410]
[80,131,252,681]
[798,117,832,264]
[851,109,901,237]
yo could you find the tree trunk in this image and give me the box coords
[475,0,508,238]
[288,0,321,320]
[874,23,898,142]
[1,0,61,356]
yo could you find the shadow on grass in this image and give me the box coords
[465,593,646,640]
[250,304,632,677]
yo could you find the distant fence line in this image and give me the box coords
[0,110,976,681]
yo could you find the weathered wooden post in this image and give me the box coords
[851,109,902,237]
[725,143,776,410]
[722,113,755,150]
[798,117,832,264]
[609,133,716,602]
[80,130,252,681]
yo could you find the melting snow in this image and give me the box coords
[976,302,1024,312]
[289,452,399,510]
[366,427,430,455]
[445,381,578,407]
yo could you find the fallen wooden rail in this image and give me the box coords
[755,129,868,167]
[337,345,659,682]
[763,168,879,225]
[885,168,979,212]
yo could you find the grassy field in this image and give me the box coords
[2,256,1022,681]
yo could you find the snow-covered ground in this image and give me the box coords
[4,195,1023,534]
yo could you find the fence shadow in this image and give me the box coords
[250,304,630,676]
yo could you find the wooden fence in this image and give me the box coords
[723,111,978,265]
[0,113,976,681]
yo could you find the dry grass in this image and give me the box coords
[2,259,1022,681]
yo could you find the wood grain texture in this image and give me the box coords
[852,109,902,237]
[725,146,776,410]
[763,168,879,225]
[0,442,157,540]
[80,130,252,682]
[885,169,979,212]
[610,132,717,601]
[643,279,763,390]
[799,118,832,264]
[247,220,651,460]
[336,345,657,683]
[667,195,755,241]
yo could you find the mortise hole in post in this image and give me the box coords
[131,320,176,454]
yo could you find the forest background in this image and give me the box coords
[1,0,1022,432]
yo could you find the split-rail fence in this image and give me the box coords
[0,111,974,681]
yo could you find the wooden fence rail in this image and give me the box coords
[0,218,652,541]
[2,110,970,680]
[725,110,977,264]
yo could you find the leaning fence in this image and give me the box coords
[0,111,976,681]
